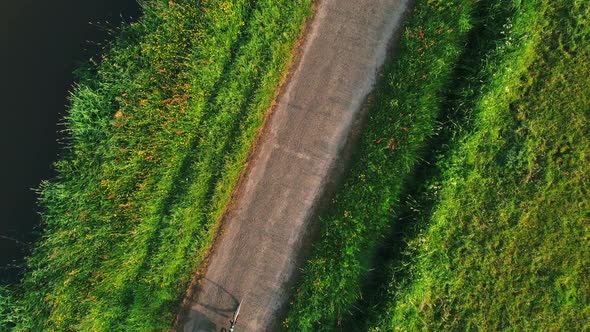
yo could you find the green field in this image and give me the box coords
[1,0,311,330]
[286,0,589,330]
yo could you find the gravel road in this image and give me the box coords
[177,0,409,330]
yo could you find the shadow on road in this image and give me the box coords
[182,277,240,332]
[183,309,216,332]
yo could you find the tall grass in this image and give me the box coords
[6,0,312,330]
[370,0,590,329]
[283,0,476,329]
[0,285,19,330]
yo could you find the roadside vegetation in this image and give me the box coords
[284,0,477,329]
[370,1,590,330]
[2,0,311,330]
[286,0,589,330]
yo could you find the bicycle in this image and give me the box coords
[229,299,243,332]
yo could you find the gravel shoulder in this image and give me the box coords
[176,0,409,330]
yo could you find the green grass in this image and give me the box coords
[370,0,590,330]
[0,285,18,330]
[285,0,589,330]
[3,0,312,330]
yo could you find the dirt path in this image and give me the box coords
[176,0,409,330]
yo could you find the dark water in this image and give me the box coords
[0,0,141,283]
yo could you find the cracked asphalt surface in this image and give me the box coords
[177,0,409,330]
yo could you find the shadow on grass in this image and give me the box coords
[113,0,261,322]
[341,2,516,329]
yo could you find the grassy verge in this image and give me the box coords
[285,0,589,330]
[344,1,520,329]
[283,0,476,329]
[4,0,311,330]
[370,0,590,330]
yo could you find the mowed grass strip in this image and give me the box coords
[283,1,476,330]
[370,0,590,330]
[5,0,312,331]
